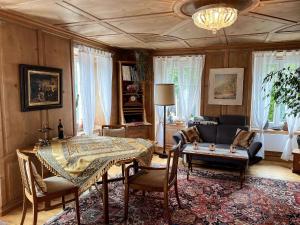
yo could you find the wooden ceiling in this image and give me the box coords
[0,0,300,49]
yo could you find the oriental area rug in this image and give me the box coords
[45,169,300,225]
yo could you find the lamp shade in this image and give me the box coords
[154,84,175,106]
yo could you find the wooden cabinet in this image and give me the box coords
[166,123,186,148]
[292,149,300,173]
[126,124,151,139]
[118,61,152,139]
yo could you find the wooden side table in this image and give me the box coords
[292,149,300,173]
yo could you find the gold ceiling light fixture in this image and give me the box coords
[192,5,238,34]
[174,0,260,34]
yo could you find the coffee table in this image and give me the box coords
[182,144,249,188]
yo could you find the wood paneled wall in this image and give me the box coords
[0,19,118,214]
[153,43,300,124]
[201,49,252,121]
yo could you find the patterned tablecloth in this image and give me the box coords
[35,136,155,193]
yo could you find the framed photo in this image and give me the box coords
[19,64,63,111]
[208,68,244,105]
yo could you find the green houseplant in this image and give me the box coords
[262,66,300,147]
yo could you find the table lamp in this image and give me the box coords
[154,84,175,158]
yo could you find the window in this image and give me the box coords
[153,55,205,147]
[154,55,205,122]
[73,45,112,135]
[251,50,300,129]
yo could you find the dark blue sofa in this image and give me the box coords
[172,115,262,165]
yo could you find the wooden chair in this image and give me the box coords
[17,150,81,225]
[101,124,129,181]
[101,124,127,137]
[124,142,182,221]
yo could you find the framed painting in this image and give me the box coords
[208,68,244,105]
[19,64,63,111]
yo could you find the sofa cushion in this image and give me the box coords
[196,125,217,143]
[233,129,256,148]
[216,125,248,144]
[182,126,202,143]
[219,115,246,126]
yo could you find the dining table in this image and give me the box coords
[34,135,155,224]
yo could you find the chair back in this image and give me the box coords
[17,150,36,198]
[165,141,181,187]
[101,125,126,137]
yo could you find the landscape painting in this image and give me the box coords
[208,68,244,105]
[20,64,63,111]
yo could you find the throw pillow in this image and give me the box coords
[25,161,47,193]
[182,126,203,143]
[178,130,188,144]
[233,128,255,148]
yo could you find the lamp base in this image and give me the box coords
[158,153,168,159]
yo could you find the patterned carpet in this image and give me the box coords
[45,168,300,225]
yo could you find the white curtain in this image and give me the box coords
[252,50,300,159]
[75,45,112,135]
[280,50,300,160]
[153,55,205,147]
[177,55,205,121]
[251,51,274,158]
[153,57,175,147]
[78,46,96,135]
[95,52,113,124]
[282,115,300,160]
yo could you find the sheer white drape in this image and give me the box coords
[177,55,205,121]
[251,51,274,158]
[153,57,175,147]
[252,50,300,159]
[153,55,205,147]
[76,45,112,135]
[95,52,113,124]
[282,115,300,160]
[280,50,300,160]
[78,46,96,135]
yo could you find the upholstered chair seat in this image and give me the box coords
[128,169,166,190]
[41,176,77,195]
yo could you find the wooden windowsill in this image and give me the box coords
[251,128,300,135]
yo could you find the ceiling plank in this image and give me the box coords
[160,19,191,35]
[57,1,151,48]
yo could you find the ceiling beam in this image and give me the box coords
[265,21,300,42]
[57,1,152,48]
[0,0,60,9]
[260,0,300,4]
[248,12,297,24]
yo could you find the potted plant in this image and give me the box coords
[263,66,300,147]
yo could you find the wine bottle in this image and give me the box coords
[58,119,64,139]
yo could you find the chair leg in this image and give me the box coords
[32,203,38,225]
[124,184,129,220]
[163,191,171,223]
[142,190,145,196]
[122,164,125,184]
[174,181,182,208]
[75,192,81,225]
[20,195,27,225]
[62,196,66,210]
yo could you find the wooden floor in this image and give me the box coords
[1,156,299,225]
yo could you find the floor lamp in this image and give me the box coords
[154,84,175,158]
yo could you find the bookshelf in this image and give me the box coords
[118,61,151,139]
